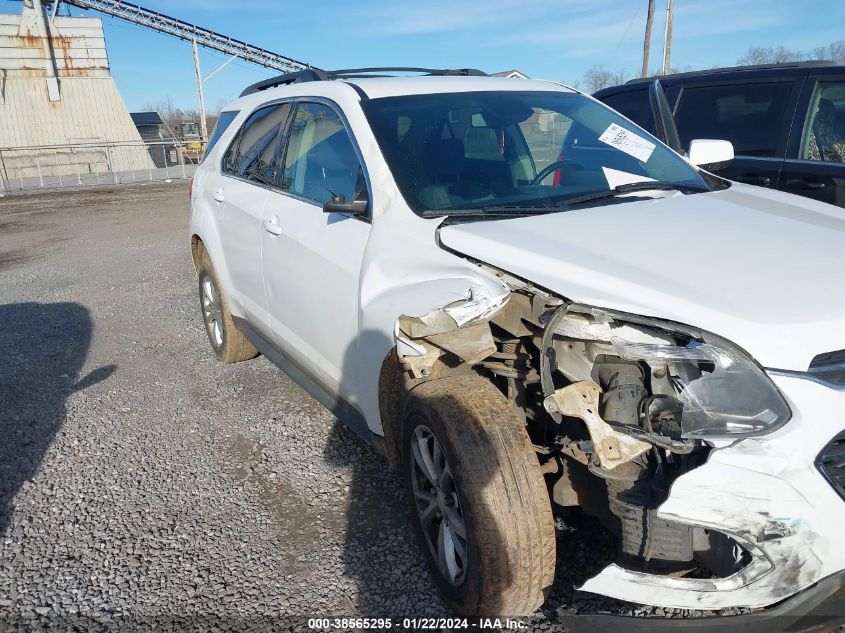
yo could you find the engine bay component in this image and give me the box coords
[543,381,651,470]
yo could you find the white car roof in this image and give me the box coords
[227,75,577,111]
[339,75,576,99]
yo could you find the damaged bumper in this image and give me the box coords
[579,373,845,611]
[564,569,845,633]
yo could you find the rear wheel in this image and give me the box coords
[197,250,258,363]
[402,374,556,617]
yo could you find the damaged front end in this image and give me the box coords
[392,276,845,610]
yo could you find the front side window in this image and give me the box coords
[674,82,792,156]
[362,90,709,216]
[281,103,362,205]
[801,82,845,163]
[223,103,290,185]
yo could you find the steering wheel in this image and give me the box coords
[530,159,580,186]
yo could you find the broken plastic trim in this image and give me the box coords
[580,528,774,598]
[394,285,509,378]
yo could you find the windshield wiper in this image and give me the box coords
[421,182,710,219]
[421,205,560,219]
[561,181,709,207]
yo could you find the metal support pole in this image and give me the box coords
[106,144,118,184]
[204,53,238,83]
[661,0,675,75]
[35,154,44,188]
[72,147,82,186]
[192,39,209,142]
[0,149,8,194]
[642,0,655,78]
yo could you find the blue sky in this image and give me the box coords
[4,0,844,111]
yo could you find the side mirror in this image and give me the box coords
[323,193,368,216]
[688,139,734,168]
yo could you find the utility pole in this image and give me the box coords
[661,0,675,75]
[641,0,655,77]
[192,38,208,142]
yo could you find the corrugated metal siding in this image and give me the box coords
[0,10,144,148]
[0,76,145,146]
[0,12,109,74]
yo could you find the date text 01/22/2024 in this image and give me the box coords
[307,618,528,629]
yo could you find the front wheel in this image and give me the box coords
[402,374,556,617]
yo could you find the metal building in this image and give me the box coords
[1,2,150,185]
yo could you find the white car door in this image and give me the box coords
[261,100,371,402]
[216,103,291,327]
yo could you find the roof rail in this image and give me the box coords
[240,68,328,96]
[240,66,488,96]
[329,67,487,77]
[626,60,837,84]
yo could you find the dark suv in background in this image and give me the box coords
[594,61,845,207]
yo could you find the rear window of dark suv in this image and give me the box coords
[673,82,793,156]
[600,89,656,136]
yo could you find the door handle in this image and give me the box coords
[784,178,827,190]
[213,190,225,203]
[263,216,283,236]
[734,175,771,187]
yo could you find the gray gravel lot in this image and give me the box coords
[0,183,835,632]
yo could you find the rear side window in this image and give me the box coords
[674,82,792,156]
[203,110,238,161]
[223,103,291,185]
[600,89,656,135]
[281,102,362,205]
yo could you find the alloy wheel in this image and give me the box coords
[201,274,224,350]
[410,425,468,585]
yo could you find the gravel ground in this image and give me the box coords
[0,183,838,632]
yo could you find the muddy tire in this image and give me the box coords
[197,250,258,363]
[401,374,556,617]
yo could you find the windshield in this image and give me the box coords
[362,90,710,216]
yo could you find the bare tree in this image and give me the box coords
[812,41,845,62]
[737,46,803,65]
[140,97,199,138]
[582,65,627,93]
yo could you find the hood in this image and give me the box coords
[438,184,845,371]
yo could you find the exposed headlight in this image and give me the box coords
[556,306,792,438]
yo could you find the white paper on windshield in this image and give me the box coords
[598,123,656,162]
[602,167,656,189]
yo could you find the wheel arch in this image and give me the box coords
[191,220,243,320]
[190,234,204,273]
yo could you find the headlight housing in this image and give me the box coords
[554,306,792,438]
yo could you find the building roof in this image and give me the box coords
[130,112,164,126]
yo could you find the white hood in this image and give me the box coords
[439,183,845,371]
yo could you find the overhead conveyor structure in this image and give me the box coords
[50,0,308,73]
[47,0,310,138]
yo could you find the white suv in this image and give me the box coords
[189,68,845,622]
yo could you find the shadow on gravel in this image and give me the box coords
[320,329,447,618]
[325,330,522,620]
[0,302,115,536]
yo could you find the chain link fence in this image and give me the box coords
[0,141,204,194]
